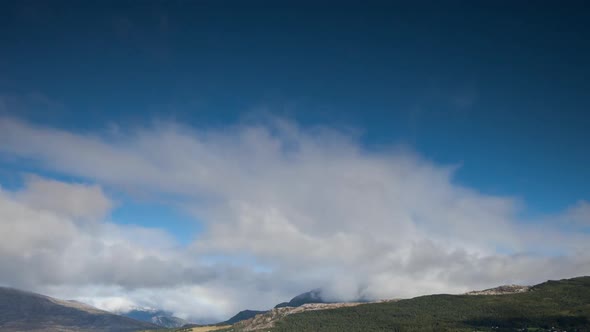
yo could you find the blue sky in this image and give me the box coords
[2,1,588,215]
[0,0,589,320]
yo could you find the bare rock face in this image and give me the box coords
[465,284,531,295]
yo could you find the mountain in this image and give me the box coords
[122,308,189,328]
[221,289,329,325]
[274,289,328,308]
[223,310,267,325]
[0,287,159,331]
[259,276,590,332]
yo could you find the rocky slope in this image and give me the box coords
[465,284,531,295]
[222,288,386,327]
[221,289,330,325]
[234,301,396,331]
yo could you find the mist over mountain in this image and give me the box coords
[223,310,268,325]
[222,288,346,325]
[274,289,328,308]
[121,308,189,328]
[0,0,589,325]
[0,287,158,331]
[233,277,590,332]
[219,289,329,325]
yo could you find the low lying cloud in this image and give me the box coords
[0,116,588,321]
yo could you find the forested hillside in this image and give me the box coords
[270,277,590,332]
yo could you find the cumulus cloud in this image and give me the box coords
[0,184,190,289]
[0,177,245,320]
[0,116,589,321]
[14,175,113,221]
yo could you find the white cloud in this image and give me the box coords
[560,200,590,226]
[14,175,113,221]
[0,116,589,322]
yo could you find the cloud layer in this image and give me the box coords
[0,117,588,321]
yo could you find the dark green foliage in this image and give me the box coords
[271,277,590,332]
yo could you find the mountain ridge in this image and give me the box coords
[220,288,333,325]
[0,287,159,331]
[262,276,590,331]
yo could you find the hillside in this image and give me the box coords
[275,289,327,308]
[267,276,590,332]
[223,310,267,325]
[221,289,332,325]
[234,302,377,331]
[0,287,159,331]
[136,277,590,332]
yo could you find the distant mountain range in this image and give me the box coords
[121,308,190,328]
[0,287,158,331]
[0,283,342,330]
[4,277,590,331]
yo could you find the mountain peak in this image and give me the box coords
[275,289,327,308]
